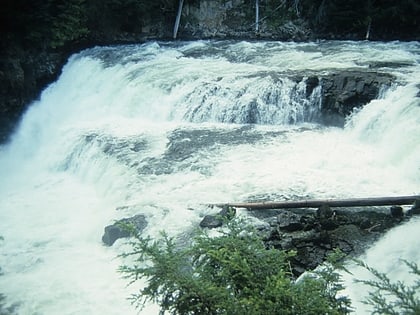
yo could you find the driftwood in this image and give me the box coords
[212,195,420,210]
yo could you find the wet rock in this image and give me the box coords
[305,76,319,97]
[390,205,403,218]
[200,206,236,229]
[329,224,364,254]
[319,71,394,126]
[0,49,67,143]
[199,215,224,229]
[407,199,420,216]
[316,205,339,230]
[277,211,303,231]
[316,204,334,219]
[102,214,147,246]
[292,245,328,274]
[359,218,372,229]
[319,218,340,230]
[248,206,407,276]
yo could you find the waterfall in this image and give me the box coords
[346,82,420,183]
[342,80,420,314]
[174,76,321,124]
[0,40,418,315]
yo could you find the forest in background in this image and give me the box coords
[1,0,419,50]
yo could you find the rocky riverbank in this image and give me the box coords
[104,200,420,276]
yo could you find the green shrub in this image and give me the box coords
[355,260,420,315]
[119,217,351,315]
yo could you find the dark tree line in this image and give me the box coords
[256,0,419,39]
[1,0,419,52]
[0,0,175,51]
[297,0,420,39]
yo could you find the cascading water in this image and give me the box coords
[0,40,419,314]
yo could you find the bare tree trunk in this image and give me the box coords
[173,0,184,39]
[365,17,372,40]
[255,0,259,32]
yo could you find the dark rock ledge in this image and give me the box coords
[201,202,419,276]
[259,207,401,275]
[102,200,419,276]
[317,71,395,126]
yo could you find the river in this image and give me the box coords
[0,40,419,314]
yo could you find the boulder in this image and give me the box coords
[200,206,236,229]
[102,214,147,246]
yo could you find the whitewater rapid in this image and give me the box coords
[0,40,419,314]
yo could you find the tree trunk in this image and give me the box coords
[365,18,372,40]
[255,0,259,32]
[173,0,184,39]
[212,195,420,210]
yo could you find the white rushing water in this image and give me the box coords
[0,40,419,314]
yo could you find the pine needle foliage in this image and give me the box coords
[119,217,351,315]
[355,260,420,315]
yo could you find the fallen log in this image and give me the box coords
[212,195,420,210]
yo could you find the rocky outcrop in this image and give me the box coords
[318,71,395,126]
[110,200,418,273]
[178,1,311,40]
[0,49,68,143]
[268,71,394,127]
[202,205,410,276]
[260,207,403,275]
